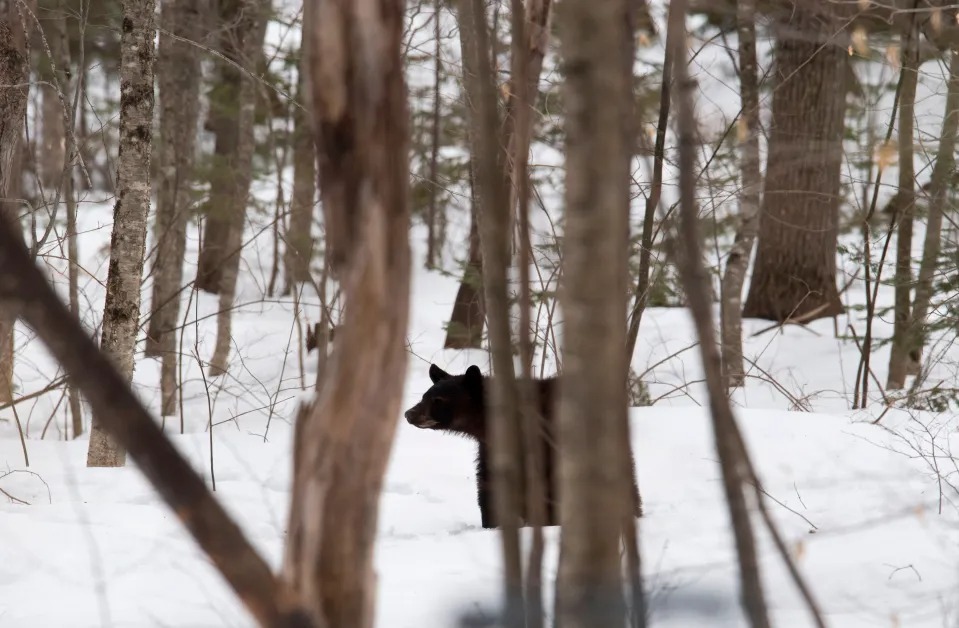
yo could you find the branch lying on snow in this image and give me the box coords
[0,220,311,627]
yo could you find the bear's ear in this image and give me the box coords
[429,364,451,383]
[464,365,483,397]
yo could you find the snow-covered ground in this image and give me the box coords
[0,202,957,627]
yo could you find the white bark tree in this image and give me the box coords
[87,0,157,467]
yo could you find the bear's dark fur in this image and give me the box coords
[404,363,642,528]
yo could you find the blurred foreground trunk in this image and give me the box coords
[554,0,635,624]
[282,1,413,626]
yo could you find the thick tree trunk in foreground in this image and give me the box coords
[207,0,268,377]
[720,0,761,388]
[554,0,632,624]
[668,4,770,626]
[742,8,846,323]
[145,0,204,417]
[87,0,157,468]
[908,50,959,373]
[886,26,920,391]
[282,1,412,626]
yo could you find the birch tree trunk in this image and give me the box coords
[554,0,632,624]
[207,0,268,377]
[886,24,920,391]
[144,0,204,418]
[87,0,156,468]
[282,1,411,625]
[720,0,761,388]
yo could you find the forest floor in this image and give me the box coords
[0,193,957,627]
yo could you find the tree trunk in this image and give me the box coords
[283,54,316,294]
[54,5,84,437]
[208,0,268,377]
[0,138,19,407]
[195,0,245,294]
[282,0,411,625]
[720,0,761,388]
[0,5,29,408]
[444,0,553,350]
[741,8,846,323]
[886,25,920,391]
[145,0,204,419]
[443,180,486,349]
[425,7,442,270]
[87,0,156,468]
[554,0,632,624]
[668,3,770,625]
[907,49,959,373]
[457,0,526,623]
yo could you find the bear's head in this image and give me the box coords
[404,364,486,437]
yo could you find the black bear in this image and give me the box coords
[404,363,642,528]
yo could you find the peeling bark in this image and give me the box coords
[282,2,412,626]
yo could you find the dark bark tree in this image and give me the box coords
[145,0,204,418]
[195,0,264,294]
[0,3,30,408]
[281,0,411,625]
[207,0,269,376]
[553,0,634,624]
[87,0,157,467]
[443,187,486,349]
[283,43,316,294]
[887,24,920,390]
[742,6,846,323]
[720,0,761,388]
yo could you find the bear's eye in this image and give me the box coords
[430,396,449,409]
